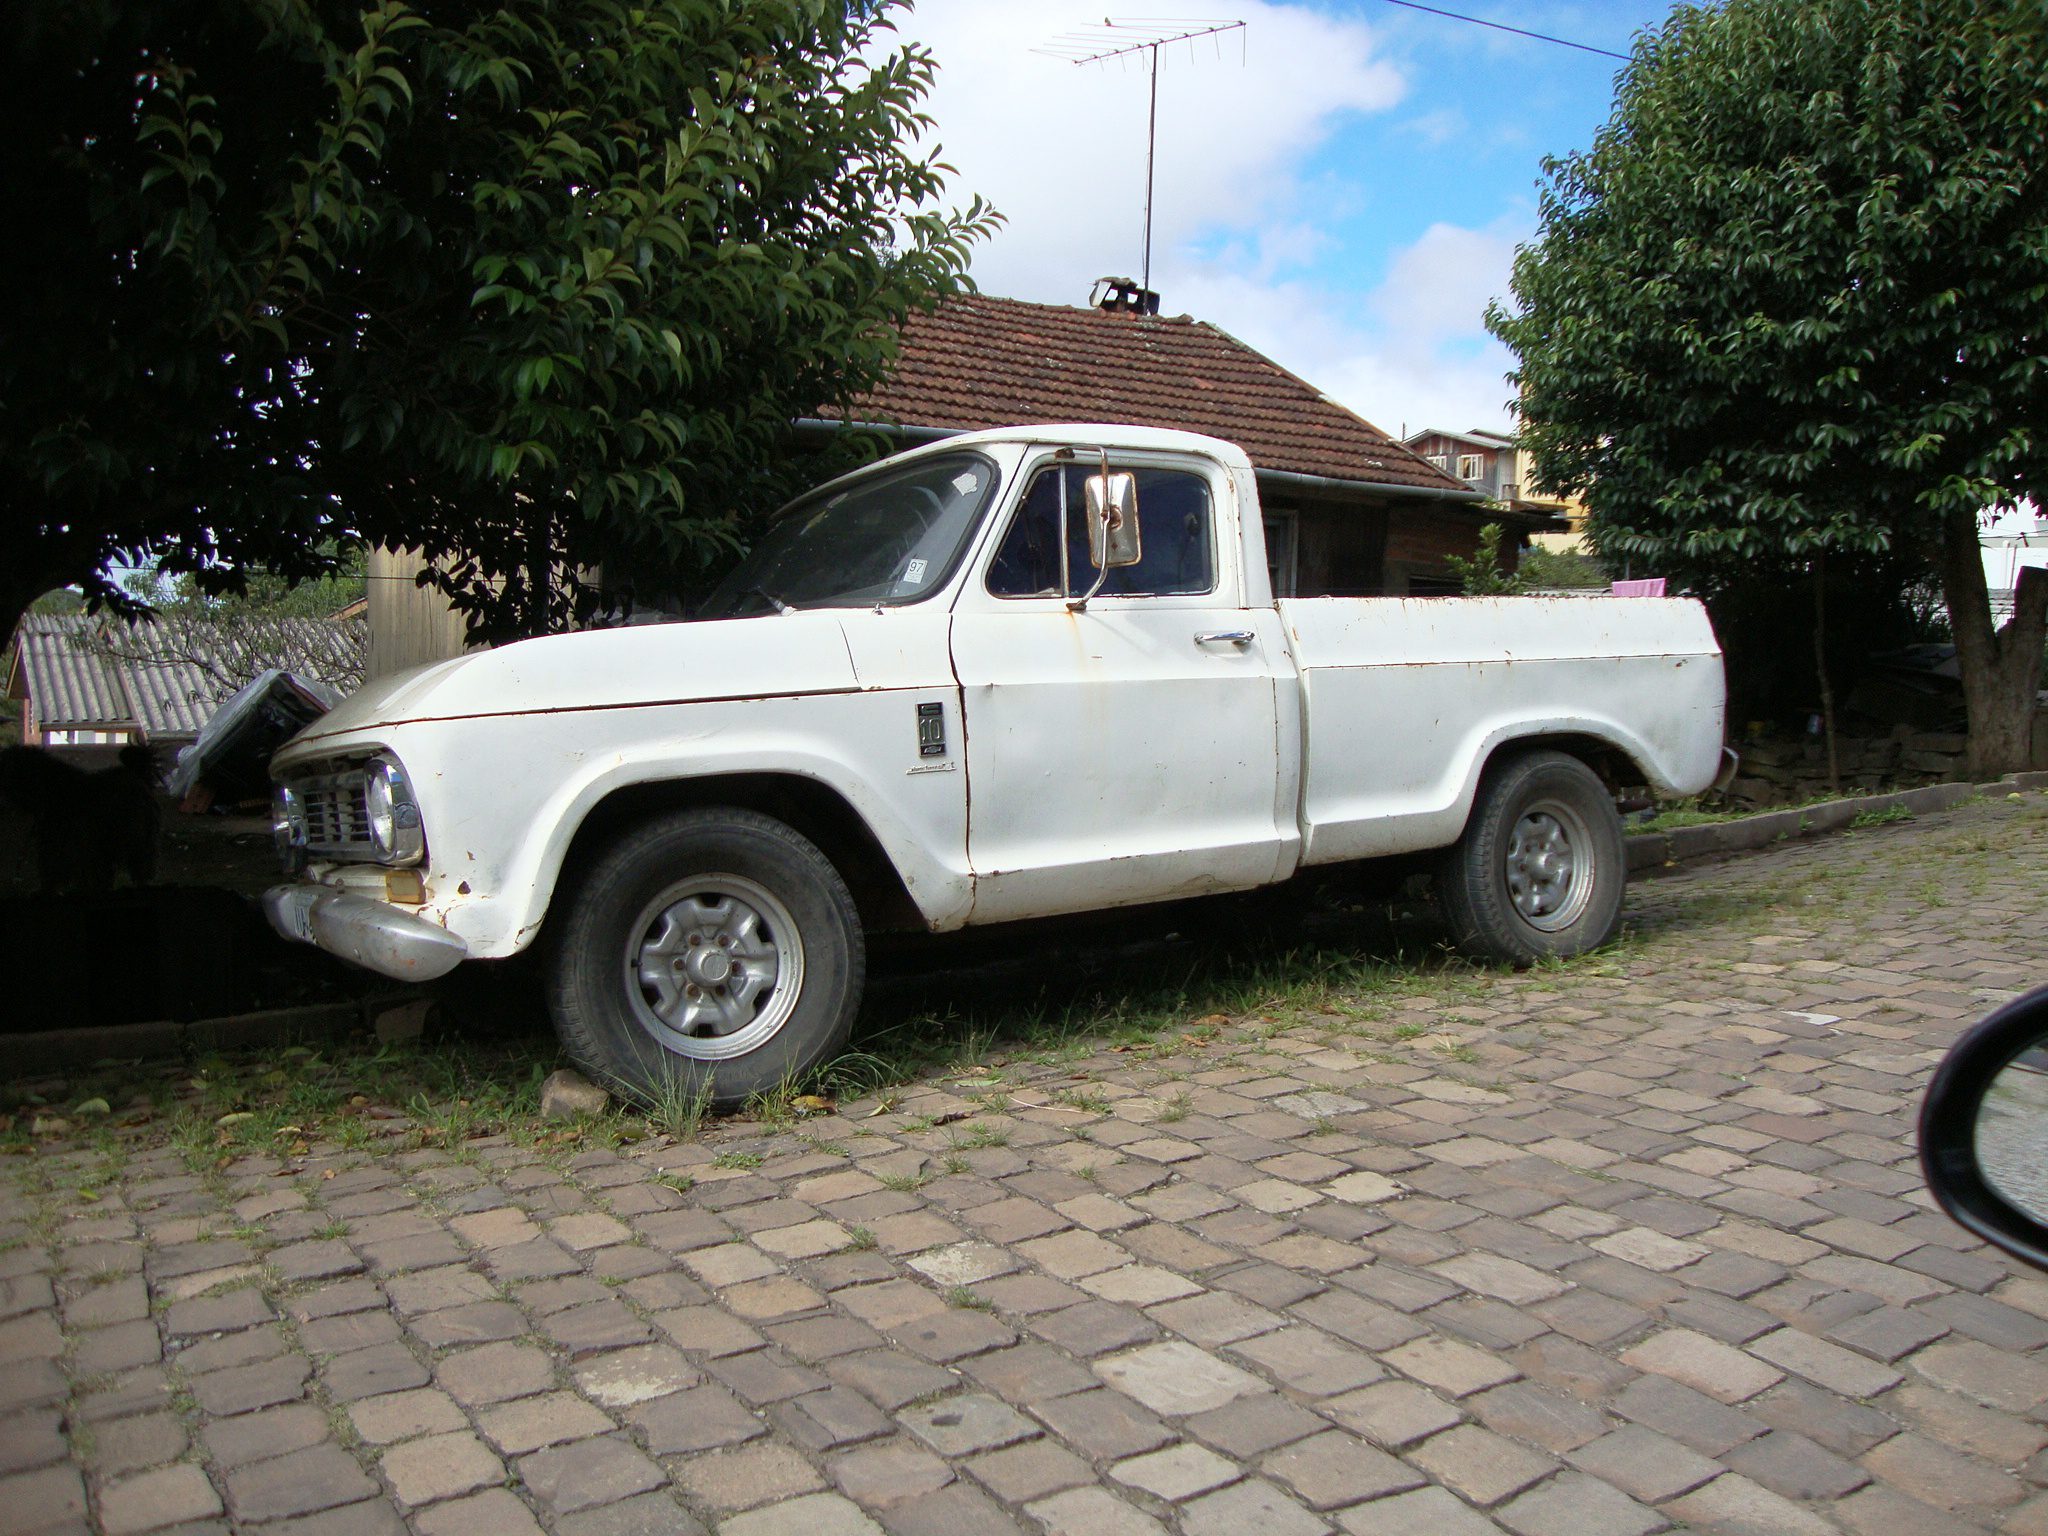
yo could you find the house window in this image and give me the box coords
[1427,454,1452,472]
[1457,454,1485,482]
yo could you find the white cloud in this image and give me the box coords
[893,1,1526,437]
[904,1,1404,305]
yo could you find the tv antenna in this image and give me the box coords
[1036,18,1247,302]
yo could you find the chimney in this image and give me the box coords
[1090,276,1161,316]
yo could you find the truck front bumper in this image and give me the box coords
[263,885,469,982]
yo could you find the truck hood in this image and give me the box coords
[287,614,860,748]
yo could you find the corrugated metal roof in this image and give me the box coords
[10,613,365,737]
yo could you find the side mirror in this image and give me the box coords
[1084,470,1142,570]
[1919,983,2048,1271]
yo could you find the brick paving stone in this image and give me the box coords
[223,1443,379,1522]
[1749,1325,1904,1397]
[186,1352,309,1416]
[434,1340,556,1405]
[826,1350,959,1412]
[720,1490,880,1536]
[968,1438,1094,1503]
[1382,1334,1520,1398]
[408,1301,527,1349]
[203,1401,331,1466]
[0,1408,65,1475]
[1831,1483,1991,1536]
[1665,1471,1838,1536]
[381,1431,504,1507]
[900,1392,1039,1456]
[1408,1424,1560,1507]
[1496,1471,1662,1536]
[1618,1326,1784,1403]
[82,1410,187,1478]
[571,1342,697,1407]
[1334,1486,1498,1536]
[1026,1486,1171,1536]
[625,1380,764,1453]
[1229,1325,1385,1395]
[1325,1379,1465,1448]
[831,1437,955,1508]
[347,1386,468,1446]
[1860,1431,2024,1510]
[1729,1425,1874,1499]
[1031,1387,1176,1457]
[98,1463,222,1535]
[414,1488,547,1536]
[0,1463,87,1531]
[1184,1390,1328,1456]
[320,1340,430,1401]
[1466,1381,1609,1454]
[1111,1442,1242,1501]
[1179,1475,1331,1536]
[671,1440,828,1513]
[476,1390,616,1455]
[876,1480,1029,1536]
[518,1434,667,1516]
[1262,1430,1423,1508]
[1041,1320,1223,1409]
[1031,1298,1159,1356]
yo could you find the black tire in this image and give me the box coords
[545,808,864,1108]
[1436,750,1625,964]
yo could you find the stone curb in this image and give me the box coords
[1626,769,2048,873]
[11,996,419,1073]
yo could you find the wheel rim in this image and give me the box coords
[1504,797,1596,932]
[624,874,805,1061]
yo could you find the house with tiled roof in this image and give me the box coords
[818,285,1563,597]
[1403,424,1587,554]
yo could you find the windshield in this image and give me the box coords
[697,451,1001,619]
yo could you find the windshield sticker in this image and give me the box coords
[903,558,929,585]
[952,472,980,495]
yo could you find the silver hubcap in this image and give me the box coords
[1505,799,1594,932]
[626,875,804,1060]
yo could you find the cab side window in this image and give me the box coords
[987,466,1214,599]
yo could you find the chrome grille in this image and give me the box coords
[296,769,375,859]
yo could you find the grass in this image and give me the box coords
[709,1150,763,1171]
[1849,805,1915,829]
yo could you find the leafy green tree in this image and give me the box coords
[1489,0,2048,777]
[2,0,995,643]
[1445,522,1524,597]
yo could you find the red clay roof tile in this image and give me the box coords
[844,293,1473,498]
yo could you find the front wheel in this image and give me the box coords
[1436,750,1625,964]
[546,809,864,1107]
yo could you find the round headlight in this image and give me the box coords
[363,756,424,865]
[272,784,307,870]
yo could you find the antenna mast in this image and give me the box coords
[1037,18,1246,300]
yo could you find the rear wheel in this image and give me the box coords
[1436,750,1625,964]
[546,808,864,1107]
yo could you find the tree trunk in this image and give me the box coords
[1939,506,2048,779]
[1812,557,1840,795]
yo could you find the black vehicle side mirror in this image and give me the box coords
[1919,983,2048,1271]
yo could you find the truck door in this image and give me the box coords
[950,456,1296,925]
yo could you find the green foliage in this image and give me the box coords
[1489,0,2048,769]
[3,0,997,639]
[1444,523,1524,596]
[1517,544,1609,591]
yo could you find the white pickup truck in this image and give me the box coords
[265,425,1727,1102]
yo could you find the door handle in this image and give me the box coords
[1194,629,1256,648]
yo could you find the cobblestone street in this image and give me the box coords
[3,793,2046,1535]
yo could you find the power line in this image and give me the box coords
[1368,0,1630,61]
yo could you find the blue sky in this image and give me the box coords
[901,0,1678,438]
